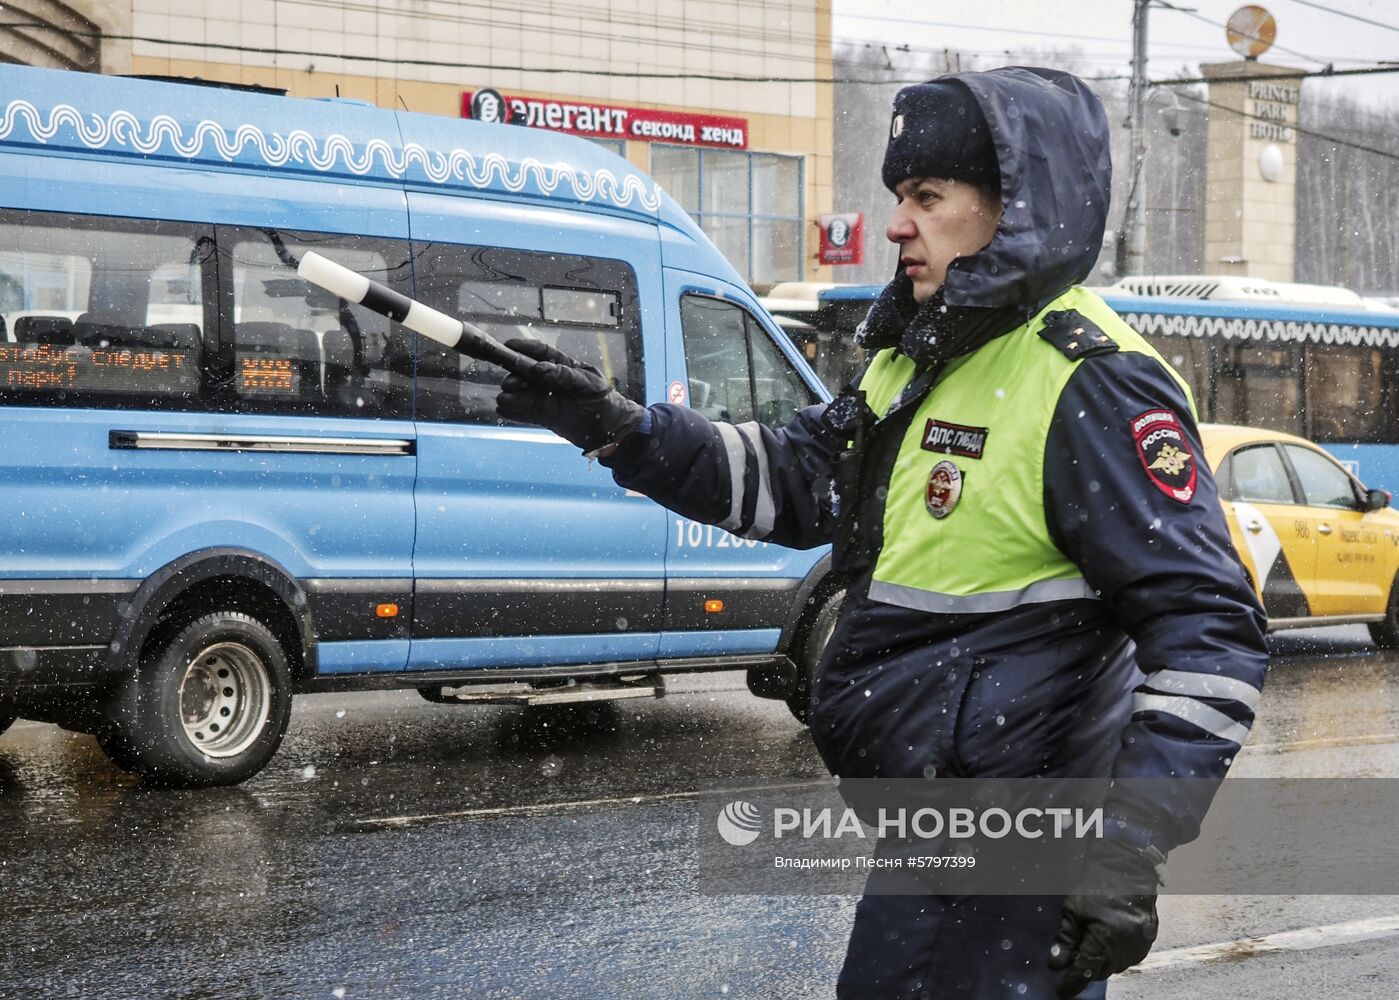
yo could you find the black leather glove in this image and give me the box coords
[495,338,646,454]
[1048,838,1162,998]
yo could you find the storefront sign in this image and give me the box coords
[462,89,748,149]
[818,213,864,266]
[1246,79,1297,143]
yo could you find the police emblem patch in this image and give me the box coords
[1132,409,1197,504]
[925,460,963,519]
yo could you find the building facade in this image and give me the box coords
[2,0,835,288]
[1202,61,1301,283]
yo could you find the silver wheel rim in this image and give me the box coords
[179,641,272,758]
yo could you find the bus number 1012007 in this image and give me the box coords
[674,518,768,550]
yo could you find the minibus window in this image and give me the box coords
[541,288,619,327]
[0,210,207,408]
[414,244,642,425]
[747,313,820,425]
[680,295,755,423]
[220,229,414,419]
[680,294,818,426]
[458,282,540,319]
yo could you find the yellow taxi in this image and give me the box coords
[1200,424,1399,646]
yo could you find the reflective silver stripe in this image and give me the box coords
[1143,669,1261,712]
[735,422,775,539]
[714,423,748,532]
[867,577,1098,614]
[1131,693,1251,744]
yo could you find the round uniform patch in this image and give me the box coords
[1131,409,1197,504]
[925,460,963,519]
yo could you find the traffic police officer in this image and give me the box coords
[497,67,1269,999]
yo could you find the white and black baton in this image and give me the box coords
[297,251,538,377]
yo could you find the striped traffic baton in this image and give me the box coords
[297,251,538,377]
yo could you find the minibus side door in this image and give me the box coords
[658,268,831,660]
[403,193,667,672]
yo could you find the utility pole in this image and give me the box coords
[1339,164,1351,288]
[1116,0,1151,277]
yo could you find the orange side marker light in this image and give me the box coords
[704,599,725,614]
[376,603,399,618]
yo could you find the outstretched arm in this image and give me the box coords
[601,402,842,550]
[495,337,844,550]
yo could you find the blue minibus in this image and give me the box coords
[0,65,837,784]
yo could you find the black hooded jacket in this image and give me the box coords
[603,67,1268,851]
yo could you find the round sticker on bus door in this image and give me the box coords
[668,380,687,406]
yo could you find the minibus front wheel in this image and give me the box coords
[784,586,845,726]
[98,612,294,786]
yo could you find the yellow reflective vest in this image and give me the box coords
[857,286,1193,614]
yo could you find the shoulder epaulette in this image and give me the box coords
[1037,310,1119,361]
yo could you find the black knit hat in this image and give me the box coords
[882,80,1000,193]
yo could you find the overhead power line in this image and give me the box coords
[278,0,1388,70]
[0,19,1137,85]
[840,39,1386,73]
[5,17,837,76]
[4,0,1386,86]
[832,9,1232,52]
[1172,89,1399,162]
[1149,63,1399,86]
[0,16,1394,89]
[269,0,825,53]
[210,0,1318,61]
[1281,0,1399,35]
[1153,0,1334,67]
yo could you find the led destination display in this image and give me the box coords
[0,341,199,396]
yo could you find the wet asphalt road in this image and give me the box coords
[3,627,1399,999]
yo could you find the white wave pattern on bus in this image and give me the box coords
[1121,311,1399,349]
[0,99,662,212]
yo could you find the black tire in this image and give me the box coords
[1370,576,1399,649]
[785,587,845,725]
[98,612,293,786]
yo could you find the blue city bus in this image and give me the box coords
[0,64,838,784]
[767,280,1399,495]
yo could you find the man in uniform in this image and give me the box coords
[497,67,1268,999]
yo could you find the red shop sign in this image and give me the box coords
[818,213,864,266]
[463,88,748,150]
